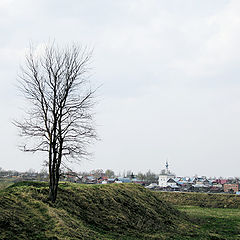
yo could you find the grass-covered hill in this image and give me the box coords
[155,192,240,240]
[156,191,240,208]
[0,182,203,240]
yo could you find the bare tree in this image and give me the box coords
[14,43,97,202]
[105,169,115,178]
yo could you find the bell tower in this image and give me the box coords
[166,160,169,172]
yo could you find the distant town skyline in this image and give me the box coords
[1,0,240,177]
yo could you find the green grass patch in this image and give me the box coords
[1,182,240,239]
[178,206,240,240]
[0,181,200,239]
[156,191,240,208]
[0,178,18,190]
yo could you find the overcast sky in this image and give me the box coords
[1,0,240,177]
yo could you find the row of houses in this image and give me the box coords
[155,166,240,194]
[63,172,145,185]
[63,169,240,194]
[1,167,239,194]
[0,170,48,181]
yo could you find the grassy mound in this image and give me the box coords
[156,191,240,208]
[0,178,17,190]
[0,182,199,239]
[178,206,240,240]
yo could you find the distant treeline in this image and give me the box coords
[0,167,158,183]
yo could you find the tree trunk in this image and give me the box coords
[49,170,59,203]
[48,143,60,203]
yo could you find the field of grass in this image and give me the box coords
[178,206,240,240]
[0,182,240,239]
[0,182,199,240]
[156,191,240,239]
[0,178,16,190]
[156,191,240,208]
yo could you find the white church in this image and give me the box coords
[158,161,176,187]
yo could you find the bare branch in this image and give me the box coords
[15,42,98,202]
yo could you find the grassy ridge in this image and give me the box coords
[178,206,240,239]
[0,182,199,240]
[0,179,16,190]
[156,191,240,208]
[1,182,240,239]
[156,191,240,239]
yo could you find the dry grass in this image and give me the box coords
[1,182,240,239]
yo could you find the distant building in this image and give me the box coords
[158,161,175,187]
[193,177,211,186]
[214,179,227,185]
[224,183,240,193]
[98,176,108,184]
[115,177,131,183]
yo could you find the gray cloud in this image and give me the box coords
[0,0,239,177]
